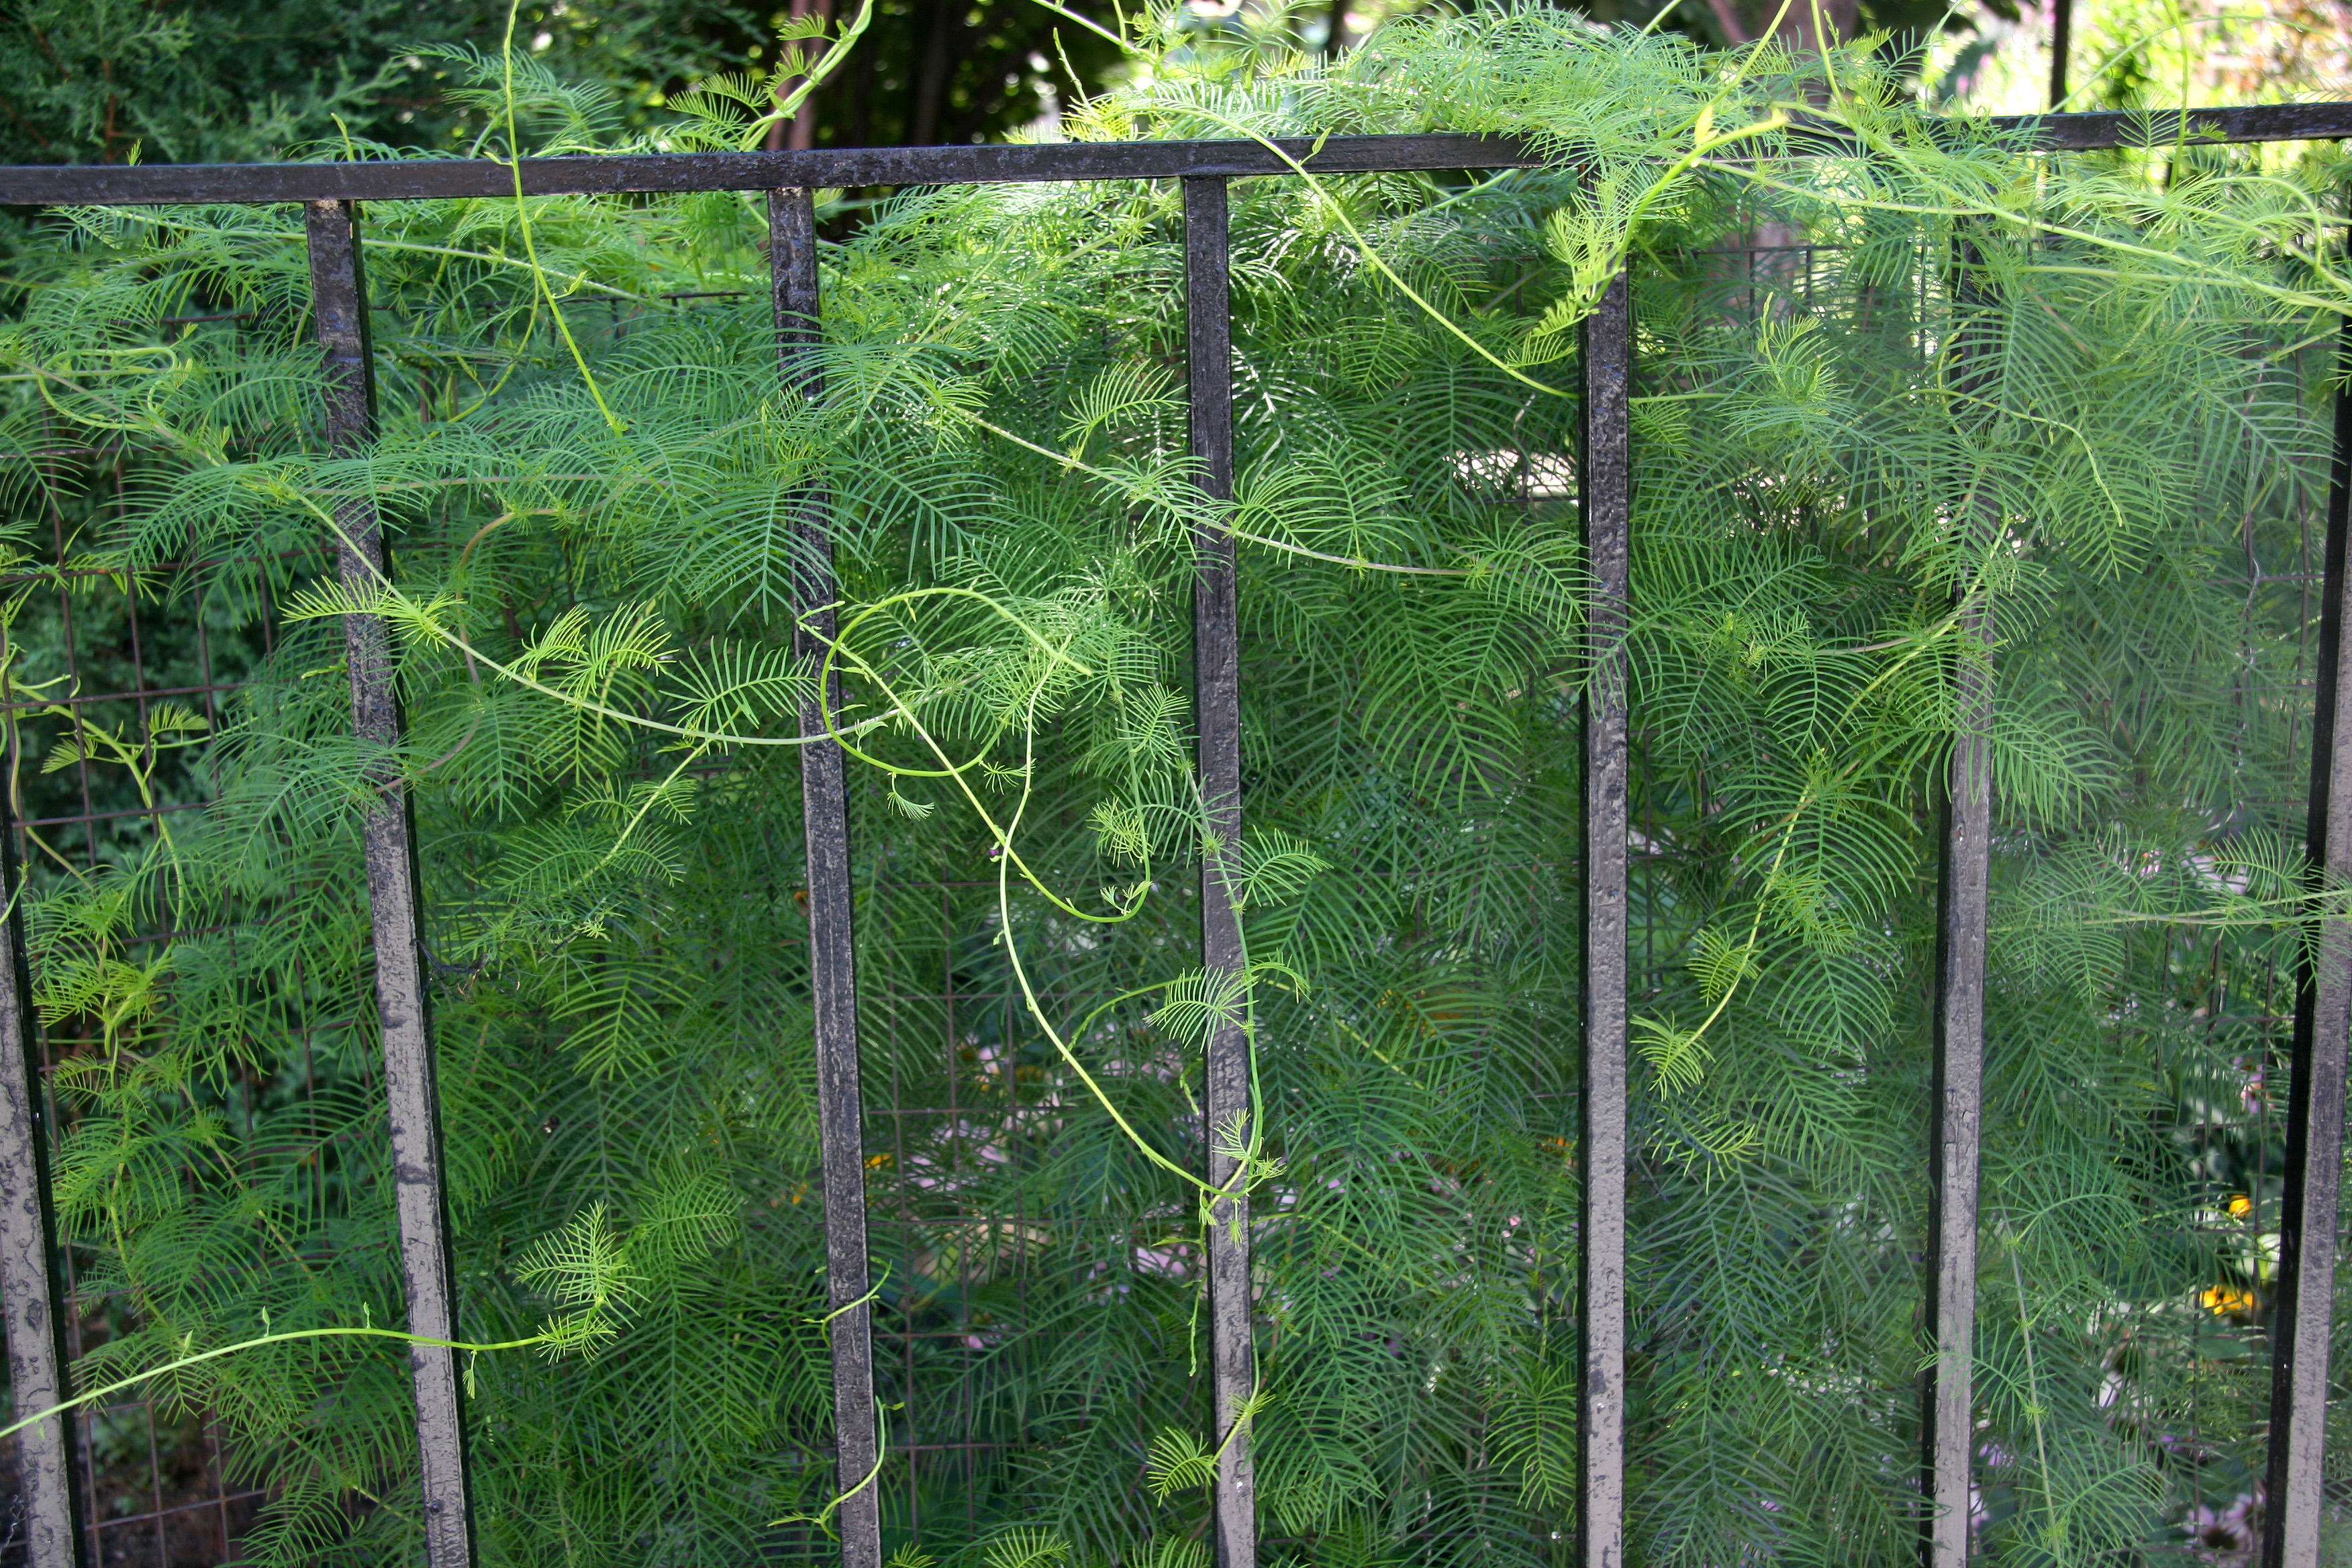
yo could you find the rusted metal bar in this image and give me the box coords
[0,135,1542,205]
[6,105,2352,208]
[1578,269,1631,1568]
[1922,232,1996,1568]
[1923,656,1992,1568]
[303,199,475,1568]
[1184,173,1256,1568]
[2049,0,2073,109]
[768,185,883,1568]
[2260,300,2352,1568]
[0,794,88,1568]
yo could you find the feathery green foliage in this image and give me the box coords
[1,9,2348,1563]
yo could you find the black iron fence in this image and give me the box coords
[0,102,2343,1568]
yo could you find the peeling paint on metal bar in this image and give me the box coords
[1185,173,1259,1568]
[303,198,477,1568]
[2261,286,2352,1568]
[769,184,885,1568]
[1579,268,1632,1568]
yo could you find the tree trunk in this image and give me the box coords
[1702,0,1857,52]
[910,0,957,146]
[1702,0,1855,286]
[766,0,836,152]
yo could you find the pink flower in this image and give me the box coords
[2182,1488,2261,1563]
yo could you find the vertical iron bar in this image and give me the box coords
[1924,645,1991,1568]
[1923,233,1996,1568]
[0,791,88,1568]
[2048,0,2072,109]
[1578,270,1631,1568]
[1183,173,1256,1568]
[768,185,883,1568]
[2259,293,2352,1568]
[303,199,475,1568]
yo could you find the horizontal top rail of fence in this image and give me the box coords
[0,101,2347,205]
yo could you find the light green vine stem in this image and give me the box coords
[963,413,1471,576]
[815,589,1274,1206]
[822,583,1277,1208]
[1634,788,1810,1085]
[493,0,885,438]
[2010,1246,2059,1553]
[1633,571,2006,1094]
[779,589,1273,1531]
[740,0,880,149]
[806,575,1281,1506]
[1046,0,2351,334]
[988,689,1273,1458]
[500,0,624,434]
[200,225,665,303]
[769,1398,892,1537]
[274,464,1299,1177]
[1701,160,2352,321]
[818,623,1220,1194]
[812,1263,891,1326]
[816,592,1151,926]
[993,691,1226,1198]
[271,485,885,752]
[0,1324,561,1447]
[1027,0,1792,393]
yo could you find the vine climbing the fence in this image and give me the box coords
[0,9,2347,1564]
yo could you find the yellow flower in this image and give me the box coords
[2202,1285,2257,1316]
[2228,1193,2253,1219]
